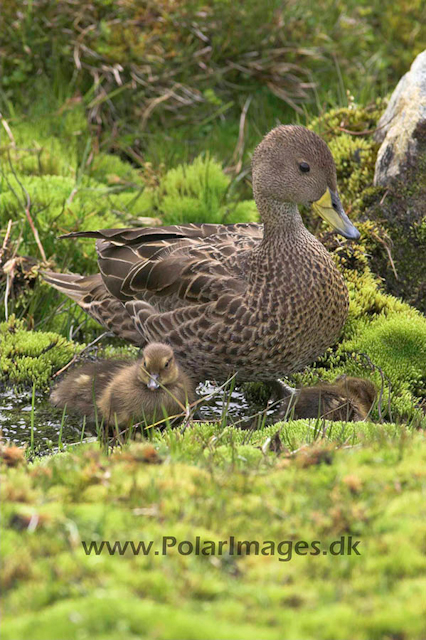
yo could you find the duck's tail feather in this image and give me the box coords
[42,271,145,346]
[42,271,102,305]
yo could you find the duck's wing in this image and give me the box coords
[63,223,262,306]
[42,272,143,345]
[62,223,260,245]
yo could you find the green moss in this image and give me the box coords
[153,419,403,463]
[3,432,426,639]
[140,155,258,225]
[0,316,80,390]
[0,112,148,281]
[344,314,426,396]
[309,101,386,139]
[328,134,377,206]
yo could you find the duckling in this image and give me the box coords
[50,360,128,419]
[279,377,376,422]
[97,343,196,427]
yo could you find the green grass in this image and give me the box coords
[2,427,426,639]
[1,0,425,166]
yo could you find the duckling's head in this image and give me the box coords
[335,376,377,409]
[252,125,359,240]
[138,343,179,390]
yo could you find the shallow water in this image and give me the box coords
[0,388,94,453]
[0,382,266,454]
[196,381,251,423]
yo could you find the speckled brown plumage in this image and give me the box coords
[44,125,359,384]
[279,377,377,421]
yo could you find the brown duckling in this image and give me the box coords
[279,376,376,422]
[50,360,128,419]
[97,343,196,427]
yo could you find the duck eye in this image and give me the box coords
[164,360,170,369]
[299,162,310,173]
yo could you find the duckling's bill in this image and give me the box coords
[312,188,360,240]
[147,374,160,390]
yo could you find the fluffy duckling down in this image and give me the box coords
[50,360,127,419]
[50,343,195,427]
[279,377,377,422]
[98,343,195,427]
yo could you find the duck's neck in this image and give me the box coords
[256,196,307,247]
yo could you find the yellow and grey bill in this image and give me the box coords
[312,188,360,240]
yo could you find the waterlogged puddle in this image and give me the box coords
[197,381,251,424]
[0,382,268,455]
[0,387,93,452]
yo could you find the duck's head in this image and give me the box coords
[252,125,360,240]
[138,343,179,390]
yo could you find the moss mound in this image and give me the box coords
[136,155,257,225]
[0,110,145,274]
[0,316,79,389]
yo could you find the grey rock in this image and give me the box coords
[374,50,426,186]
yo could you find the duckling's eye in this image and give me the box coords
[299,162,310,173]
[164,360,170,369]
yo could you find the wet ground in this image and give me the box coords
[0,388,91,454]
[0,382,271,455]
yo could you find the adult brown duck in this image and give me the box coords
[44,125,360,384]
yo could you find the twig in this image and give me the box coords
[2,257,29,320]
[370,229,398,280]
[0,112,15,147]
[228,96,252,174]
[379,190,389,206]
[4,269,11,321]
[6,154,47,262]
[140,90,174,130]
[0,219,13,265]
[23,192,47,262]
